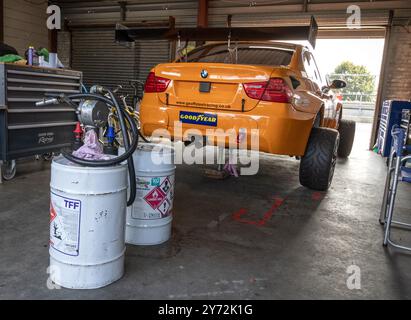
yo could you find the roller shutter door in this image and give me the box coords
[71,29,170,97]
[135,40,171,82]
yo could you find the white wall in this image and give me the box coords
[3,0,48,56]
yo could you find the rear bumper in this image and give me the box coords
[140,98,316,156]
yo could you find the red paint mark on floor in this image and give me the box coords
[232,196,285,227]
[312,192,325,202]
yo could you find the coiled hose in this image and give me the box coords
[61,92,138,206]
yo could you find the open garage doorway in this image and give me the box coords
[314,38,385,154]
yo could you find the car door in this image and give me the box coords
[302,49,337,128]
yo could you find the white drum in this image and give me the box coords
[126,143,176,245]
[49,156,128,289]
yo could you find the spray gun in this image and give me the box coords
[36,86,139,206]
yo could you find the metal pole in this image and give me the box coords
[383,154,401,246]
[380,149,396,224]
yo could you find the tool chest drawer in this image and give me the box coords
[0,63,82,161]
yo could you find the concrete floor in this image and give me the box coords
[1,123,411,299]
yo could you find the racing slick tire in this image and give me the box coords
[337,119,356,158]
[299,127,340,191]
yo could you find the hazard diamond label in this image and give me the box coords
[160,177,171,195]
[157,199,171,217]
[144,187,166,209]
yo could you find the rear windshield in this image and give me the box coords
[180,44,294,66]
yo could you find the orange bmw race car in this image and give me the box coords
[117,18,356,191]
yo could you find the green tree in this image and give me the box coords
[329,61,375,102]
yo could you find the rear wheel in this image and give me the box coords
[299,128,340,191]
[338,119,356,158]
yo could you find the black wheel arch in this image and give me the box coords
[314,105,325,128]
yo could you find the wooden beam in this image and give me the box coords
[48,29,58,53]
[196,0,208,47]
[0,0,4,43]
[197,0,208,28]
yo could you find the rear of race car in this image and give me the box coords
[139,43,317,156]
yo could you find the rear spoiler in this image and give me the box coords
[116,16,319,48]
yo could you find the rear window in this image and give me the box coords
[180,44,294,66]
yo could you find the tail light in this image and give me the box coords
[243,78,293,103]
[144,72,171,93]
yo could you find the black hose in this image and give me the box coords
[69,92,149,144]
[62,110,138,163]
[122,111,138,206]
[62,110,138,166]
[61,91,138,206]
[68,93,114,106]
[108,90,136,207]
[139,131,150,143]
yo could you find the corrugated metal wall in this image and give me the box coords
[71,29,136,90]
[135,40,171,82]
[57,0,403,29]
[3,0,49,56]
[61,0,197,96]
[70,34,171,98]
[71,28,170,96]
[61,0,198,27]
[208,0,390,28]
[60,0,392,94]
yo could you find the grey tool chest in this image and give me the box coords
[0,63,82,161]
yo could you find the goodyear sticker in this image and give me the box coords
[179,111,217,127]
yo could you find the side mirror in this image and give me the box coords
[330,79,347,89]
[322,86,330,94]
